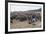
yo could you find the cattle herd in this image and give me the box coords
[10,13,41,24]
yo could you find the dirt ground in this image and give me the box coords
[10,19,41,29]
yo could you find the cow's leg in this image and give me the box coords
[28,19,31,24]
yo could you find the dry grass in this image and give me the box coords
[10,19,41,29]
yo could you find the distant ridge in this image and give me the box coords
[10,8,41,17]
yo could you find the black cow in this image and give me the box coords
[10,15,18,23]
[15,16,27,22]
[19,16,27,21]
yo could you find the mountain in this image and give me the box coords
[10,8,41,17]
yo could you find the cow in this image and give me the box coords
[10,15,18,23]
[15,15,27,22]
[19,16,27,21]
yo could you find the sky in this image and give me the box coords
[9,3,42,12]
